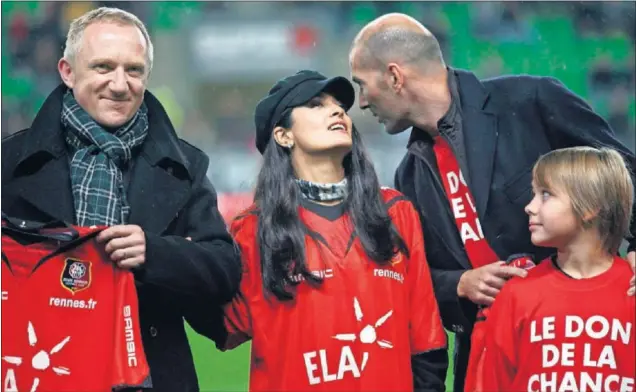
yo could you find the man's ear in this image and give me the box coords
[386,63,404,93]
[273,126,294,149]
[58,57,75,89]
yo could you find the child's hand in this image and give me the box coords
[627,251,635,296]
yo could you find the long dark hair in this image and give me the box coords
[254,108,409,301]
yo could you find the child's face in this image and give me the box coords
[524,181,580,249]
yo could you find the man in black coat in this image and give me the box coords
[2,7,241,391]
[349,13,636,391]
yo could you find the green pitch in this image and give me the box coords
[187,326,456,391]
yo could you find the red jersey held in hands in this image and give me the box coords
[1,223,151,392]
[481,257,635,392]
[222,188,447,391]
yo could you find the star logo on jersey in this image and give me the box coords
[2,321,71,391]
[332,297,393,371]
[61,258,92,294]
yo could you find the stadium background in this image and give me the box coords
[2,1,634,390]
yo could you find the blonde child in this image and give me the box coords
[482,147,635,392]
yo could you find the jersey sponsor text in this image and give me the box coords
[49,297,97,310]
[290,269,334,283]
[123,305,138,367]
[373,268,404,284]
[303,346,364,385]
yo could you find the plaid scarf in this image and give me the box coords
[62,91,148,226]
[295,178,348,202]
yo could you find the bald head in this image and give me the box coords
[351,13,445,72]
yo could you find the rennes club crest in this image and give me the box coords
[60,258,92,294]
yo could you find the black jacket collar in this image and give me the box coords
[404,67,498,217]
[407,68,491,148]
[14,84,192,180]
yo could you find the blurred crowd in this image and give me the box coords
[2,1,634,191]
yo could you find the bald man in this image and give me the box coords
[350,13,636,392]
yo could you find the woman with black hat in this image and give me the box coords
[219,70,448,391]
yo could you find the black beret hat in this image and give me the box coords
[254,70,355,154]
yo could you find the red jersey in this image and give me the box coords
[481,257,636,392]
[1,223,151,391]
[223,188,447,391]
[433,136,499,268]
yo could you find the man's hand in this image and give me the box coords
[627,251,635,296]
[97,225,146,269]
[457,261,529,306]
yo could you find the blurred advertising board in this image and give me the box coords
[189,20,324,82]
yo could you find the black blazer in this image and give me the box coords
[395,69,636,392]
[2,84,242,391]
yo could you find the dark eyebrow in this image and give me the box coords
[351,77,363,85]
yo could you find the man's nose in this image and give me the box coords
[109,68,128,95]
[358,94,368,110]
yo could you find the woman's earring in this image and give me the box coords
[287,142,294,149]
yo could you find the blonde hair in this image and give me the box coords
[63,7,154,73]
[533,146,634,254]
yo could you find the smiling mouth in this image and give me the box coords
[328,123,347,133]
[102,96,130,102]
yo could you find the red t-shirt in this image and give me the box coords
[433,136,499,269]
[222,188,447,391]
[1,224,151,391]
[481,257,636,392]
